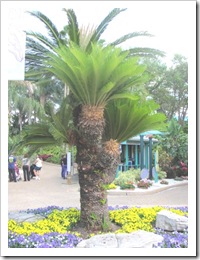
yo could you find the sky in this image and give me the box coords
[2,0,196,80]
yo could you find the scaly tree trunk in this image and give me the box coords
[74,105,120,232]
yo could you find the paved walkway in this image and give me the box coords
[8,162,188,212]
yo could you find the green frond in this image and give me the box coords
[15,124,57,152]
[56,97,73,128]
[128,47,166,58]
[62,8,80,45]
[46,43,147,106]
[26,32,56,50]
[15,99,73,153]
[26,36,51,54]
[48,123,67,143]
[104,98,167,143]
[86,8,126,51]
[110,31,153,46]
[26,11,61,45]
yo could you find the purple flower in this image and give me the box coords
[154,228,188,248]
[8,231,82,248]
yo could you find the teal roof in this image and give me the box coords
[140,130,165,135]
[121,135,158,145]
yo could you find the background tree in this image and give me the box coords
[155,118,188,178]
[8,81,38,132]
[165,54,188,125]
[142,54,188,125]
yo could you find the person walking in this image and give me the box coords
[33,155,43,180]
[60,154,68,179]
[8,154,17,182]
[22,154,30,181]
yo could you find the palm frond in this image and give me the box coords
[26,32,56,51]
[86,8,126,51]
[26,11,61,45]
[62,8,80,44]
[128,47,166,58]
[110,31,153,46]
[46,43,147,107]
[104,98,167,143]
[15,124,58,151]
[14,98,73,153]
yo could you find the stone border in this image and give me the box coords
[107,181,188,195]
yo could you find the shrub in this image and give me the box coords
[137,179,153,189]
[114,169,141,186]
[157,170,167,180]
[103,183,117,190]
[174,177,184,181]
[39,146,66,164]
[171,161,188,177]
[119,182,135,190]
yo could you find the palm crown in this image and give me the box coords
[25,8,165,80]
[46,43,147,107]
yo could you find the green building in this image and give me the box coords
[118,131,163,179]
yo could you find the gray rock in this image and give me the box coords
[155,210,188,231]
[76,230,163,248]
[116,230,163,248]
[8,212,45,223]
[77,233,118,248]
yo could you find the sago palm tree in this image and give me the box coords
[22,42,165,233]
[21,8,167,234]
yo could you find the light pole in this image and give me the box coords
[140,135,144,170]
[148,135,153,180]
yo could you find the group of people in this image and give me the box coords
[8,153,70,182]
[8,154,43,182]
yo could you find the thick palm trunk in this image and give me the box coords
[78,165,110,231]
[74,105,120,232]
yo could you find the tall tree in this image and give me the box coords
[8,80,46,130]
[8,81,36,132]
[166,55,188,124]
[33,76,64,107]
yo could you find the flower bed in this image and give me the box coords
[137,179,153,189]
[8,205,188,248]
